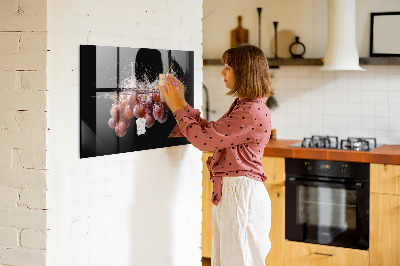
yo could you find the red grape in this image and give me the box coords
[127,94,138,107]
[115,121,128,137]
[153,104,164,120]
[121,117,131,128]
[108,117,117,129]
[153,92,160,103]
[144,97,154,114]
[110,104,122,119]
[133,103,146,118]
[145,113,155,128]
[162,101,170,112]
[124,105,134,119]
[157,112,168,123]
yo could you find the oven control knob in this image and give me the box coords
[340,164,347,174]
[304,161,312,171]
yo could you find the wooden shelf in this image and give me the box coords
[203,58,323,67]
[203,57,400,67]
[359,57,400,65]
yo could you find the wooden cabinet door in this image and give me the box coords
[370,163,400,195]
[264,184,284,266]
[262,156,285,186]
[284,241,369,266]
[202,152,213,258]
[370,193,400,266]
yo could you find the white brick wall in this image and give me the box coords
[47,1,203,266]
[0,0,48,265]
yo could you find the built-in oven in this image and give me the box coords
[285,158,369,250]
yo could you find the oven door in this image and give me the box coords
[285,177,369,250]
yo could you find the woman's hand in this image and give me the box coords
[160,75,187,113]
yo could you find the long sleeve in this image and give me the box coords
[171,105,256,152]
[168,103,211,138]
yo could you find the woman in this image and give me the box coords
[161,44,273,266]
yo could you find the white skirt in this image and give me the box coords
[212,176,271,266]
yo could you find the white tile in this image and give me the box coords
[335,72,349,90]
[311,114,324,129]
[374,65,388,78]
[388,65,400,76]
[388,117,400,131]
[388,91,400,104]
[374,78,388,91]
[374,130,389,144]
[361,74,374,91]
[348,71,362,90]
[362,116,375,130]
[349,128,362,137]
[286,77,299,89]
[348,90,362,103]
[361,104,374,117]
[388,75,400,91]
[336,90,349,103]
[336,115,348,128]
[311,102,324,113]
[336,103,349,116]
[323,87,336,103]
[298,77,311,89]
[348,103,362,116]
[323,115,336,129]
[310,67,324,77]
[298,67,311,78]
[361,90,375,104]
[323,103,336,115]
[388,131,400,144]
[375,104,388,117]
[374,90,388,104]
[322,70,335,78]
[287,113,300,127]
[311,88,323,102]
[388,104,400,117]
[362,129,375,138]
[285,66,298,77]
[374,117,389,130]
[336,128,349,140]
[311,127,324,136]
[310,77,324,90]
[322,127,337,135]
[348,116,362,129]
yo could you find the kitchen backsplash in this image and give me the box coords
[203,65,400,145]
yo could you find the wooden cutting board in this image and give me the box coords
[231,16,249,48]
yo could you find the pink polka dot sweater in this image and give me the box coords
[168,97,272,206]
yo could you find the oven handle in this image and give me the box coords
[286,177,364,189]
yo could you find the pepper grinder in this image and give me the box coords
[273,21,279,58]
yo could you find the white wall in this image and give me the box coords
[0,0,48,265]
[46,0,203,266]
[203,0,400,58]
[203,0,400,145]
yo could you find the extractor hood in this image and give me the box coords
[320,0,365,71]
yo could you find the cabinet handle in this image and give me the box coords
[314,252,335,257]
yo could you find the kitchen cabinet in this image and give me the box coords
[370,163,400,266]
[201,153,286,266]
[261,156,285,266]
[370,163,400,195]
[202,151,214,258]
[284,241,369,266]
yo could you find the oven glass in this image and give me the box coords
[297,185,357,244]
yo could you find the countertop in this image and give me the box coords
[263,139,400,165]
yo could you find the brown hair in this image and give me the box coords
[221,44,273,99]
